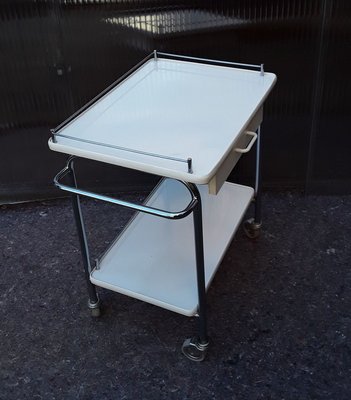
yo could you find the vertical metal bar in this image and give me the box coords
[67,158,99,306]
[254,125,262,224]
[190,184,208,344]
[187,157,193,174]
[50,129,56,143]
[260,64,264,76]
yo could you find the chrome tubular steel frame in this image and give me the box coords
[157,51,264,75]
[55,157,198,220]
[67,158,100,312]
[50,51,263,177]
[53,134,193,174]
[51,52,266,361]
[50,51,264,138]
[51,52,155,135]
[55,156,209,358]
[254,125,262,225]
[242,124,262,240]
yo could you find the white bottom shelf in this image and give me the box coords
[90,179,254,316]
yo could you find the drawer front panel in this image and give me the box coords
[208,107,263,194]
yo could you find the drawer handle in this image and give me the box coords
[234,131,257,153]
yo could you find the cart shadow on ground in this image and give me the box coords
[1,192,350,400]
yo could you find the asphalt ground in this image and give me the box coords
[1,191,350,399]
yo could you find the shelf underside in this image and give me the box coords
[90,179,254,316]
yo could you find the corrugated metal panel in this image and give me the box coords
[0,0,350,201]
[154,1,323,188]
[307,0,351,192]
[0,1,73,130]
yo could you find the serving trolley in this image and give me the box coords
[49,51,276,361]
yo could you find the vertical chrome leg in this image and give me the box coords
[182,184,209,361]
[254,125,262,224]
[67,157,101,317]
[244,125,262,239]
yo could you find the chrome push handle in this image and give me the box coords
[54,157,198,220]
[234,131,258,154]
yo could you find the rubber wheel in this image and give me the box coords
[90,307,101,318]
[243,218,261,239]
[181,337,209,362]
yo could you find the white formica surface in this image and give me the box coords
[49,57,276,184]
[90,179,254,316]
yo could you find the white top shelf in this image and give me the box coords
[49,57,276,183]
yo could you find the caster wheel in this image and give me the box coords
[243,218,261,239]
[88,299,101,318]
[90,307,101,318]
[181,337,209,362]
